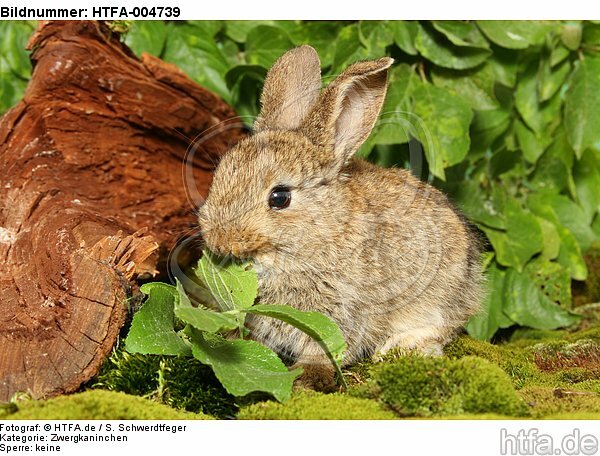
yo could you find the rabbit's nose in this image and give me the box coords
[230,242,244,259]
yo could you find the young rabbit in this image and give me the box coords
[197,45,483,391]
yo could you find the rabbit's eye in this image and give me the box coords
[268,186,291,210]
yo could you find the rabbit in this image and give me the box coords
[197,45,484,391]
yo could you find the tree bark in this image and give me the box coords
[0,21,244,401]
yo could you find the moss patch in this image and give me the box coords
[357,355,526,417]
[238,392,396,420]
[0,390,212,420]
[519,387,600,419]
[531,339,600,372]
[95,350,237,418]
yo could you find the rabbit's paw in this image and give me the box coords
[291,363,338,393]
[373,333,444,361]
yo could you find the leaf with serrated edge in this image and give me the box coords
[565,58,600,158]
[195,251,258,311]
[174,280,239,333]
[125,283,191,356]
[186,327,301,402]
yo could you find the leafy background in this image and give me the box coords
[1,20,599,341]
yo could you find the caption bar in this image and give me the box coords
[0,423,187,454]
[0,6,181,18]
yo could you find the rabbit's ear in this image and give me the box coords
[304,57,393,170]
[254,46,322,132]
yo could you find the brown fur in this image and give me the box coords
[197,46,484,390]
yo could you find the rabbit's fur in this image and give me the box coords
[198,46,483,390]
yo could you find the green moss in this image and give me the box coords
[531,339,600,372]
[509,328,569,343]
[1,390,212,420]
[444,335,543,389]
[95,350,237,418]
[519,387,600,419]
[238,391,396,420]
[444,335,505,363]
[567,325,600,343]
[364,355,527,417]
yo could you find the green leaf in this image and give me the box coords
[531,193,597,251]
[538,59,571,102]
[0,61,27,114]
[162,24,231,101]
[529,146,573,195]
[515,63,543,134]
[415,24,491,70]
[470,109,512,154]
[503,268,580,330]
[125,283,191,356]
[564,57,600,158]
[574,149,600,224]
[477,21,553,49]
[125,21,168,57]
[556,226,589,281]
[561,23,582,51]
[174,280,239,333]
[287,22,342,68]
[489,49,519,87]
[528,194,589,280]
[186,328,301,402]
[550,43,570,67]
[430,63,499,110]
[331,24,369,74]
[389,21,418,55]
[0,22,33,80]
[245,25,295,69]
[358,21,394,57]
[432,21,490,49]
[411,82,473,179]
[466,260,514,340]
[454,181,506,230]
[248,304,347,366]
[194,251,258,311]
[524,257,572,310]
[537,217,561,261]
[480,199,543,271]
[225,65,266,119]
[515,120,546,164]
[186,21,225,39]
[582,22,600,46]
[366,64,416,148]
[224,20,295,43]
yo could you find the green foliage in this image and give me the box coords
[362,355,527,416]
[2,20,600,341]
[0,21,34,113]
[124,250,347,402]
[125,283,192,356]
